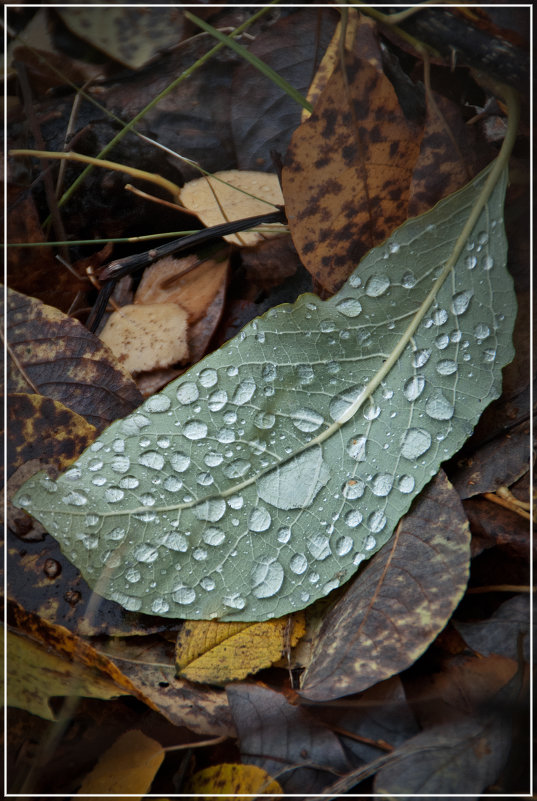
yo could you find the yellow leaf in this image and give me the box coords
[76,729,164,798]
[179,170,284,246]
[5,630,129,721]
[301,7,361,121]
[188,763,282,798]
[100,303,189,374]
[175,613,306,685]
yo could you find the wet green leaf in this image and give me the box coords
[14,165,516,621]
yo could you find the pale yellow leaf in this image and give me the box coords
[188,763,282,798]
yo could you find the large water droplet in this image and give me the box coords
[134,543,159,563]
[173,585,196,605]
[452,290,473,315]
[363,402,381,421]
[257,446,330,511]
[291,407,324,433]
[367,511,386,533]
[401,428,432,459]
[193,547,208,561]
[342,478,365,499]
[194,498,226,522]
[398,474,415,493]
[111,591,142,612]
[365,274,390,297]
[483,348,496,363]
[254,411,276,429]
[163,532,188,551]
[62,491,88,506]
[435,334,450,350]
[200,577,216,592]
[223,593,246,610]
[307,533,331,560]
[277,527,291,543]
[474,323,490,342]
[336,535,353,556]
[413,349,431,368]
[105,487,124,503]
[197,472,214,486]
[436,359,458,376]
[145,395,171,413]
[198,368,218,388]
[404,375,425,401]
[432,308,448,325]
[371,473,394,497]
[184,420,208,440]
[248,506,272,532]
[345,509,363,528]
[105,526,125,541]
[170,451,190,472]
[347,435,367,461]
[232,379,256,406]
[207,390,228,411]
[290,553,308,574]
[152,598,170,614]
[121,414,150,435]
[203,527,226,546]
[336,297,362,317]
[217,428,235,444]
[251,557,284,598]
[401,271,416,288]
[329,385,366,422]
[425,390,454,421]
[262,363,276,382]
[138,451,164,470]
[88,458,103,472]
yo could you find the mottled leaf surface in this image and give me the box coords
[14,165,516,622]
[5,288,143,431]
[300,471,470,700]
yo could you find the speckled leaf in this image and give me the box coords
[14,164,516,622]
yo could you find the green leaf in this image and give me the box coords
[14,164,516,622]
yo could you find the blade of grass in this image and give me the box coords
[185,10,313,113]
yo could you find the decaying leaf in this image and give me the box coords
[4,288,143,431]
[179,170,284,246]
[187,763,282,798]
[175,612,305,685]
[100,302,189,374]
[299,471,471,701]
[5,629,130,721]
[76,729,164,797]
[283,47,421,292]
[14,162,516,622]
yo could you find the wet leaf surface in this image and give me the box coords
[300,471,470,700]
[14,165,516,622]
[5,288,143,431]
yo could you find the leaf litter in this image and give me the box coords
[5,5,529,797]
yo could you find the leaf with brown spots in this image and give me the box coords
[300,471,470,701]
[282,43,422,292]
[4,287,143,431]
[187,764,282,799]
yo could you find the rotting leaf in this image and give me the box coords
[75,729,164,797]
[13,159,517,622]
[4,288,143,431]
[299,471,471,701]
[227,683,349,794]
[175,612,305,685]
[187,763,282,799]
[5,629,130,721]
[282,47,422,292]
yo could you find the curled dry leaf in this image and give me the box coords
[300,471,471,701]
[175,612,305,686]
[179,170,284,246]
[100,302,189,374]
[4,287,143,431]
[134,251,230,325]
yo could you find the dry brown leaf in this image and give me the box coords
[179,170,284,246]
[134,251,229,324]
[100,302,188,374]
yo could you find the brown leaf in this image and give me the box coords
[282,45,421,292]
[227,683,349,794]
[4,288,143,431]
[99,302,189,374]
[300,471,470,701]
